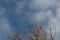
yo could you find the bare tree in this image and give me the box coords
[49,27,56,40]
[26,22,56,40]
[7,23,56,40]
[26,22,46,40]
[8,33,21,40]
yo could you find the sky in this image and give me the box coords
[0,0,60,40]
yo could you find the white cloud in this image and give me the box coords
[0,7,11,33]
[28,0,57,10]
[46,10,53,17]
[31,3,60,40]
[33,10,53,22]
[50,0,57,7]
[48,17,59,33]
[35,11,47,22]
[57,2,60,8]
[0,18,11,32]
[14,0,60,40]
[56,8,60,18]
[15,1,25,14]
[0,7,5,16]
[29,0,60,33]
[28,0,50,10]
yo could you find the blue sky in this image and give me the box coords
[0,0,60,40]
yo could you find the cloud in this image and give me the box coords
[56,8,60,18]
[32,10,53,23]
[0,18,11,32]
[28,0,57,10]
[34,11,47,22]
[0,7,12,40]
[57,2,60,8]
[11,0,60,40]
[0,7,5,16]
[55,8,60,33]
[28,0,50,10]
[15,0,26,14]
[0,7,11,33]
[27,0,60,40]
